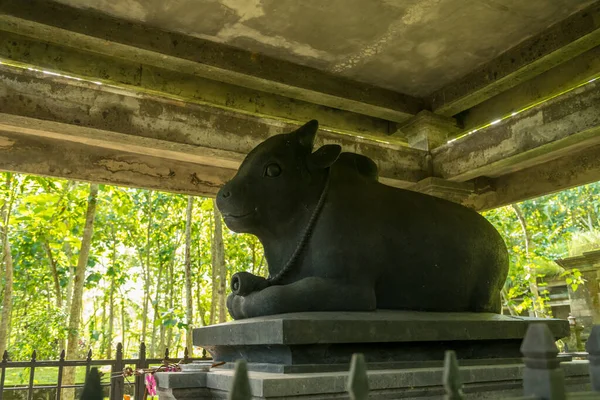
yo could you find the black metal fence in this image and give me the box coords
[0,343,209,400]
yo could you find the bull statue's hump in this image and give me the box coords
[331,153,379,181]
[216,120,509,320]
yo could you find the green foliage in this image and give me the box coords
[0,172,264,360]
[483,181,600,316]
[1,169,599,359]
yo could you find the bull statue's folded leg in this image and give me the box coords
[227,277,376,319]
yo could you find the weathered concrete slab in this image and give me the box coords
[38,0,596,98]
[193,311,569,371]
[433,79,600,182]
[430,2,600,116]
[0,0,425,123]
[155,360,590,399]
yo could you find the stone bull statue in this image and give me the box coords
[216,120,509,320]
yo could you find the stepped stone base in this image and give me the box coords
[192,310,569,373]
[156,360,590,399]
[156,311,578,399]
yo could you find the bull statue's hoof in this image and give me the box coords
[230,272,270,296]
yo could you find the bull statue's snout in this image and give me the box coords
[215,183,232,216]
[217,182,233,206]
[219,187,231,199]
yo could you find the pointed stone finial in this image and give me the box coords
[443,351,463,400]
[586,325,600,392]
[521,323,559,367]
[347,353,369,400]
[520,323,565,399]
[228,359,252,400]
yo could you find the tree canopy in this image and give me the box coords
[0,172,598,360]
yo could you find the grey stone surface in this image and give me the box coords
[194,310,569,370]
[195,310,569,345]
[156,360,590,399]
[52,0,595,97]
[155,371,207,389]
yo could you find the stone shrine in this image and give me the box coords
[156,124,576,399]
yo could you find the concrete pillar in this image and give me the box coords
[397,110,460,151]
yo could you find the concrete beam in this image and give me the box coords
[0,30,402,144]
[0,65,428,190]
[455,46,600,133]
[0,129,231,196]
[465,143,600,211]
[432,79,600,182]
[0,0,424,124]
[430,2,600,117]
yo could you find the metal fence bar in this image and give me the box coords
[110,343,124,400]
[134,342,146,399]
[55,350,65,400]
[0,343,208,400]
[27,350,36,400]
[85,349,92,379]
[0,350,7,400]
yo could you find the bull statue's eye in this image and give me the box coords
[265,163,281,177]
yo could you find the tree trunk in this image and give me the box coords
[184,196,194,356]
[150,258,164,357]
[511,204,543,317]
[0,174,15,356]
[99,290,108,356]
[66,183,99,358]
[44,239,63,309]
[120,292,126,355]
[141,191,153,344]
[196,279,206,327]
[209,211,216,325]
[107,274,115,359]
[165,259,175,352]
[213,202,227,323]
[64,183,98,400]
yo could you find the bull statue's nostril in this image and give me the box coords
[222,191,231,199]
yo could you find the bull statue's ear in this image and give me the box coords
[308,144,341,170]
[295,120,319,151]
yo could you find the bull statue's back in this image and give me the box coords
[217,120,509,320]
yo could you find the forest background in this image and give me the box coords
[1,172,599,365]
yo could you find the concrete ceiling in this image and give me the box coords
[53,0,596,97]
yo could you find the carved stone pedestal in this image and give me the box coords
[193,310,568,373]
[155,311,578,399]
